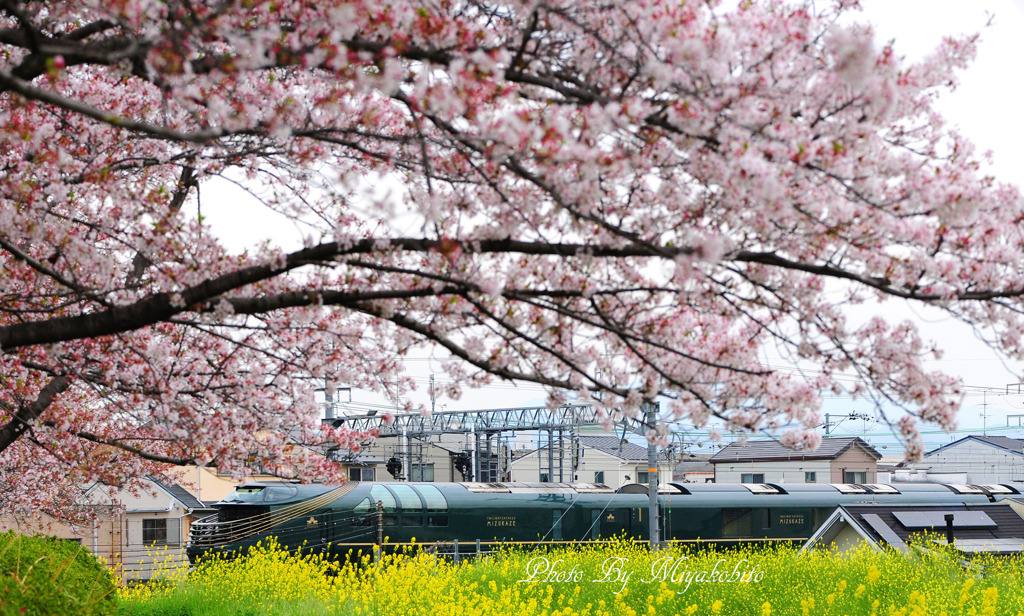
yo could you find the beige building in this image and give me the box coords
[710,437,881,485]
[1,475,213,583]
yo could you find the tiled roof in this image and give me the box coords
[926,435,1024,457]
[577,435,651,461]
[673,460,714,474]
[710,436,880,463]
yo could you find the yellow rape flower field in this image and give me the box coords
[119,538,1024,616]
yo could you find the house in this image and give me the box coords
[710,437,881,484]
[1,475,214,583]
[905,435,1024,485]
[673,458,715,483]
[801,502,1024,557]
[509,435,674,486]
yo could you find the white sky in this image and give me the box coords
[844,1,1024,444]
[198,2,1024,448]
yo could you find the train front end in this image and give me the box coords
[186,481,359,563]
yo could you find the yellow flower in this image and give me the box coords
[762,601,772,616]
[712,600,724,613]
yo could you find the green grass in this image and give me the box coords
[0,531,118,616]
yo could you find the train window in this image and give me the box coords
[721,508,753,538]
[352,507,373,527]
[261,486,298,502]
[591,510,600,540]
[552,510,564,541]
[383,515,397,527]
[369,485,397,512]
[220,485,298,503]
[221,487,265,503]
[387,485,425,510]
[401,516,423,527]
[413,485,448,511]
[428,515,449,527]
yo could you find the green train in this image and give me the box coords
[186,480,1016,562]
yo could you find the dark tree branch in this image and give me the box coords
[0,376,70,452]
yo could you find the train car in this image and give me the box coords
[186,480,1018,563]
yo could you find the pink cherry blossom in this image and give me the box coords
[0,0,1014,510]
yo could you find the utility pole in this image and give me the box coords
[981,392,989,436]
[644,402,660,552]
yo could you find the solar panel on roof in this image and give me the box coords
[862,513,910,553]
[893,510,997,529]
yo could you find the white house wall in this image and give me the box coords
[509,447,673,486]
[82,482,192,583]
[714,460,833,484]
[921,440,1024,484]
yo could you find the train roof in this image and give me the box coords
[216,480,1018,509]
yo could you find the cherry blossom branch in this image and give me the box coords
[0,376,70,453]
[38,419,200,466]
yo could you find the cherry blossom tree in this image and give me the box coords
[0,0,1017,510]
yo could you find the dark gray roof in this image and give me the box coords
[673,460,714,474]
[577,436,651,460]
[710,436,880,463]
[837,503,1024,553]
[926,435,1024,458]
[146,475,210,511]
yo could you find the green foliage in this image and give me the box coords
[0,531,117,616]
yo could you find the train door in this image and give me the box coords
[600,509,631,538]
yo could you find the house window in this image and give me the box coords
[805,472,816,483]
[142,519,168,545]
[540,472,550,483]
[637,471,649,484]
[349,467,375,482]
[410,464,434,482]
[844,471,868,484]
[594,471,605,484]
[741,473,765,484]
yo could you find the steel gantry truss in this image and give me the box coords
[323,404,633,483]
[324,403,608,435]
